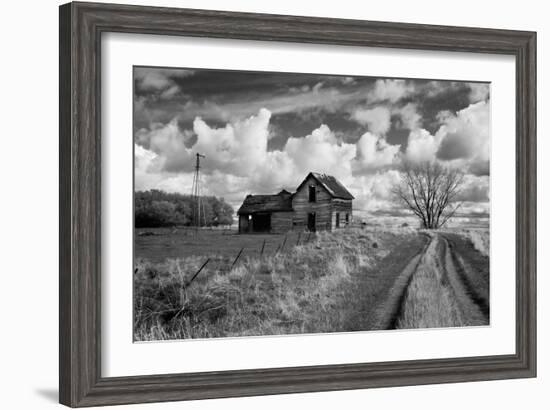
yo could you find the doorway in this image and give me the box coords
[307,213,316,232]
[252,213,271,232]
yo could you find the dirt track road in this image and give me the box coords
[374,232,490,330]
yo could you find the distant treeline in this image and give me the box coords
[135,190,234,228]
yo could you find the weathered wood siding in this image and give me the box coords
[239,212,292,233]
[271,211,293,234]
[331,199,353,229]
[292,175,333,231]
[238,215,250,233]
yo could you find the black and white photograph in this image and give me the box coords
[0,0,542,408]
[133,66,491,341]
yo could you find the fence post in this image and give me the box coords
[186,258,210,287]
[260,239,266,256]
[280,235,287,252]
[230,247,245,270]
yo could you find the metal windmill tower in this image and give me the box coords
[191,152,206,230]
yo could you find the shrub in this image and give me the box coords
[135,189,234,228]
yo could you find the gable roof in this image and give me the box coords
[297,172,355,200]
[237,191,293,215]
[237,173,354,215]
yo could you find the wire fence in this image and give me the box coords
[181,232,316,287]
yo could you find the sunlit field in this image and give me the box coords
[134,224,489,341]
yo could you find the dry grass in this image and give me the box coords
[437,227,490,257]
[441,232,490,318]
[462,229,490,257]
[396,235,465,329]
[395,230,490,329]
[134,228,401,341]
[134,226,488,340]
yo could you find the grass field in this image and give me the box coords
[135,227,309,262]
[133,226,489,341]
[395,231,489,329]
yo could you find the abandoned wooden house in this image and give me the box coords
[237,172,354,233]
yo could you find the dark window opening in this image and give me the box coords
[309,186,316,202]
[345,213,350,225]
[335,212,340,228]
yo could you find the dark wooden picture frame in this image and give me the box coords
[59,1,536,407]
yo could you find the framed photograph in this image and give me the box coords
[59,1,536,407]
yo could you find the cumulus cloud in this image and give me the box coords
[436,101,490,169]
[402,101,490,176]
[467,160,490,176]
[135,109,358,207]
[351,102,421,138]
[238,124,357,197]
[395,103,421,130]
[397,100,490,175]
[354,132,400,171]
[468,83,490,103]
[351,106,392,134]
[368,79,413,103]
[349,170,402,212]
[283,124,356,183]
[135,75,491,218]
[457,174,490,203]
[134,144,164,191]
[135,118,194,172]
[190,108,271,176]
[405,128,441,163]
[135,108,272,176]
[135,144,158,171]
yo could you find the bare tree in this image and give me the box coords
[392,161,465,229]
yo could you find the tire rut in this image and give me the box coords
[373,233,430,330]
[439,236,488,326]
[441,234,490,318]
[382,233,489,329]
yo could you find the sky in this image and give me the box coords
[134,66,490,220]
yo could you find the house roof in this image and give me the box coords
[238,173,353,215]
[237,192,294,215]
[298,172,355,200]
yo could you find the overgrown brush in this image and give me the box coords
[462,229,490,257]
[437,227,490,257]
[134,228,398,341]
